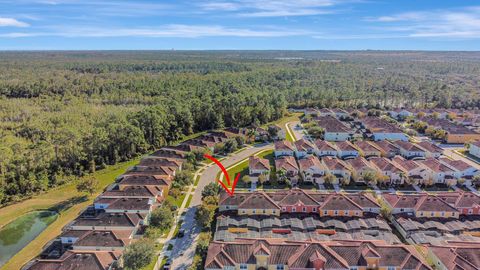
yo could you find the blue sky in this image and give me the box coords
[0,0,479,50]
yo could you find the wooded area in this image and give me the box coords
[1,51,479,204]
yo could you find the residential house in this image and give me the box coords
[395,140,427,159]
[417,141,444,158]
[344,192,381,213]
[382,193,460,218]
[318,108,334,116]
[427,244,480,270]
[237,192,281,216]
[437,191,480,215]
[137,157,183,170]
[316,115,352,141]
[318,194,364,217]
[275,156,299,184]
[274,188,320,214]
[355,141,382,158]
[361,116,408,141]
[25,251,120,270]
[69,212,146,232]
[294,138,317,158]
[335,141,359,159]
[93,197,153,214]
[421,158,459,185]
[297,155,326,184]
[444,125,480,144]
[331,108,349,119]
[370,140,400,158]
[248,155,271,183]
[321,157,351,183]
[274,140,295,158]
[469,140,480,159]
[392,156,431,184]
[313,139,338,157]
[204,239,432,270]
[101,185,165,203]
[439,158,479,181]
[370,157,407,185]
[59,229,132,251]
[346,157,377,183]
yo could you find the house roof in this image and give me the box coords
[354,141,381,153]
[471,140,480,148]
[429,244,480,270]
[94,197,152,211]
[383,193,459,213]
[322,157,350,171]
[297,155,324,172]
[344,193,380,209]
[436,191,480,209]
[128,165,175,176]
[416,141,444,154]
[314,140,337,152]
[275,156,299,172]
[320,194,363,211]
[439,158,474,172]
[60,230,132,248]
[361,117,403,133]
[371,140,399,154]
[275,188,320,206]
[71,212,144,228]
[392,156,422,172]
[421,158,457,173]
[394,141,425,152]
[118,174,171,187]
[249,156,270,171]
[101,185,164,199]
[346,157,374,171]
[294,139,316,152]
[138,157,183,168]
[315,115,351,133]
[27,251,120,270]
[275,140,295,151]
[370,157,406,174]
[238,192,281,210]
[204,239,431,270]
[335,141,358,152]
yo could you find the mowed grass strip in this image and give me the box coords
[0,157,141,270]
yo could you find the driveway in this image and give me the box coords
[441,146,480,171]
[169,143,273,269]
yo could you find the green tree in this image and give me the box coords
[150,205,174,231]
[202,182,220,199]
[76,177,98,195]
[122,239,155,270]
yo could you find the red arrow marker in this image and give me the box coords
[204,154,240,196]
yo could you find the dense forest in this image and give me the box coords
[1,51,480,204]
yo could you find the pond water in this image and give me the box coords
[0,210,58,267]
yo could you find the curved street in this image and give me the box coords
[167,143,273,270]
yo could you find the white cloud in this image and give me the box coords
[0,17,29,27]
[369,6,480,39]
[197,0,345,17]
[0,24,314,38]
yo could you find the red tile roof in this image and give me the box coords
[275,156,299,172]
[249,156,270,171]
[275,140,295,151]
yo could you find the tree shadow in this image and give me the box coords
[48,195,88,213]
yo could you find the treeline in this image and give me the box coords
[1,51,480,204]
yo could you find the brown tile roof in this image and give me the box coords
[294,139,316,152]
[392,156,422,172]
[322,157,350,171]
[297,155,324,171]
[320,194,363,211]
[238,192,280,210]
[346,157,374,171]
[355,141,381,153]
[429,244,480,270]
[27,251,120,270]
[371,140,399,154]
[275,188,319,206]
[417,141,444,153]
[71,212,144,228]
[275,156,298,172]
[370,157,406,174]
[249,156,270,171]
[344,193,380,209]
[94,197,152,211]
[439,158,474,171]
[315,116,351,133]
[395,140,425,152]
[421,158,456,173]
[101,185,164,199]
[314,139,337,152]
[138,157,183,168]
[60,230,132,248]
[335,141,357,152]
[151,148,186,159]
[437,191,480,209]
[118,174,171,187]
[383,193,458,213]
[205,239,431,269]
[275,140,295,151]
[361,117,403,133]
[128,165,175,176]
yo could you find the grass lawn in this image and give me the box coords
[260,112,302,129]
[185,193,193,208]
[167,193,187,209]
[0,157,141,270]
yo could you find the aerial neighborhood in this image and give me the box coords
[13,107,480,270]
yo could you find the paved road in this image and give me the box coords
[287,121,307,141]
[442,146,480,171]
[169,143,273,270]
